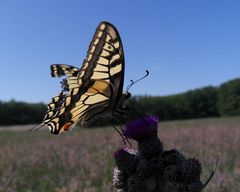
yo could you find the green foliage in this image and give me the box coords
[0,100,46,125]
[218,78,240,116]
[131,86,219,121]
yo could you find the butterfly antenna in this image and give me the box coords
[126,70,149,92]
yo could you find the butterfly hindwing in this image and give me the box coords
[39,22,125,134]
[51,64,79,77]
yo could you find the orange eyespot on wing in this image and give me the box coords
[63,122,74,132]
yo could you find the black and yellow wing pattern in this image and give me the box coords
[37,22,129,134]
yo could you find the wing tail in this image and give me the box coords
[29,122,46,132]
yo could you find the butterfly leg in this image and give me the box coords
[111,118,132,147]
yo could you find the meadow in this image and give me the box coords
[0,117,239,192]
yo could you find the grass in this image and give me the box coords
[0,116,240,192]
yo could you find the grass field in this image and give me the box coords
[0,117,239,192]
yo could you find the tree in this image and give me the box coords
[218,78,240,116]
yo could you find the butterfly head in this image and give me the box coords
[115,91,131,112]
[123,91,131,100]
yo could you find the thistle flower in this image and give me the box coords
[182,158,201,181]
[113,167,128,192]
[161,149,186,167]
[163,158,203,191]
[114,148,139,174]
[123,115,159,142]
[113,116,217,192]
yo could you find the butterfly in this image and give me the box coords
[35,21,132,134]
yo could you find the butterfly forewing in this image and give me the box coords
[38,22,125,134]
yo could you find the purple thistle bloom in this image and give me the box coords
[123,115,159,142]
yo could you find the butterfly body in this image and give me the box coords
[37,22,130,134]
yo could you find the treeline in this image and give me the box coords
[0,100,46,125]
[131,86,219,120]
[130,78,240,120]
[0,78,240,125]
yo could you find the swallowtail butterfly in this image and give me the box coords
[36,22,131,134]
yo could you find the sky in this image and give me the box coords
[0,0,240,103]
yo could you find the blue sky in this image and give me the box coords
[0,0,240,103]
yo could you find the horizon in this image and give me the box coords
[1,0,240,103]
[1,76,238,104]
